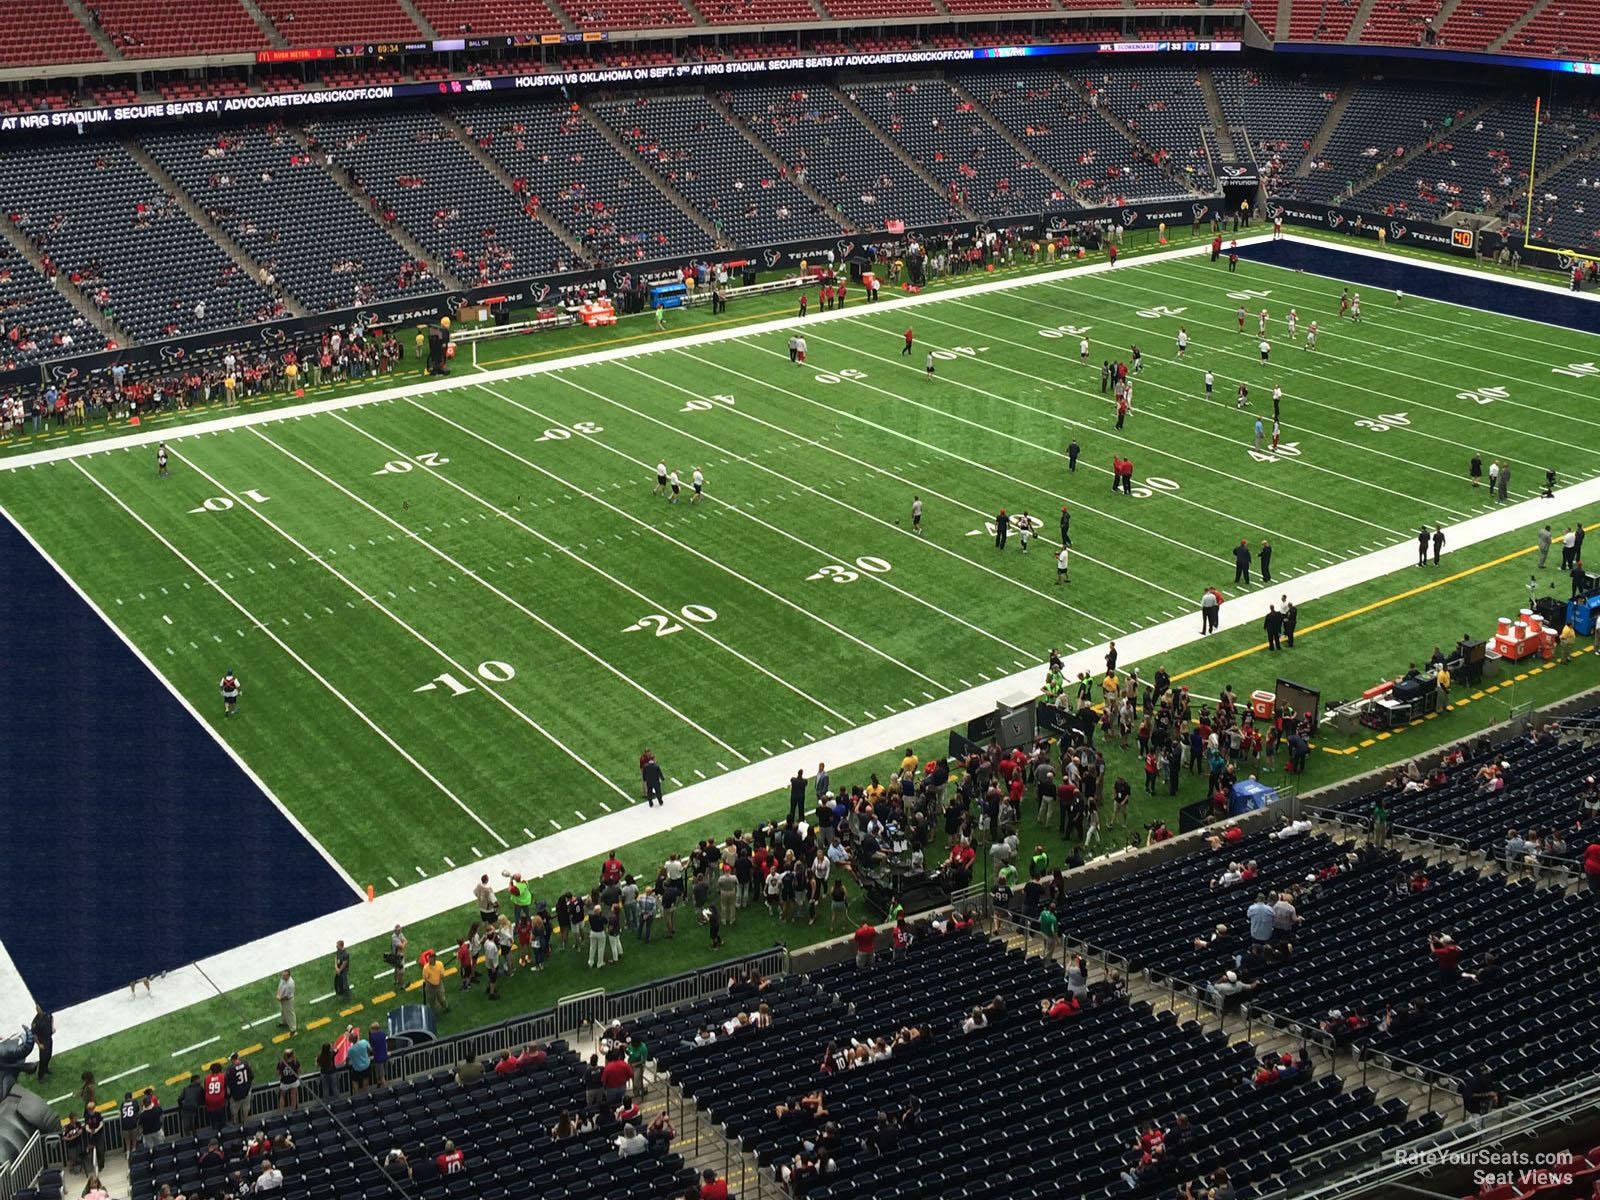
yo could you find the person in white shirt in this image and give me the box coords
[1258,308,1268,336]
[925,350,935,378]
[668,469,681,503]
[654,461,667,495]
[614,1125,648,1157]
[796,336,807,364]
[1079,337,1090,363]
[1259,339,1270,366]
[787,335,799,364]
[1018,513,1031,554]
[1287,308,1298,337]
[256,1162,284,1192]
[1204,370,1214,398]
[1176,328,1188,356]
[691,467,704,504]
[1056,545,1070,585]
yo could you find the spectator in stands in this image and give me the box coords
[614,1123,648,1157]
[382,1149,410,1181]
[700,1168,730,1200]
[1180,1167,1235,1200]
[550,1110,577,1140]
[1040,994,1080,1019]
[1428,932,1463,977]
[1463,1072,1503,1115]
[454,1052,483,1088]
[1585,842,1600,894]
[853,921,877,969]
[434,1140,465,1176]
[1246,893,1275,946]
[255,1160,284,1192]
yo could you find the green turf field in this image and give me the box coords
[6,249,1600,891]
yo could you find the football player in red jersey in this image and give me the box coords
[220,671,241,717]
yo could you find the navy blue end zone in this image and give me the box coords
[1236,238,1600,337]
[0,512,356,1012]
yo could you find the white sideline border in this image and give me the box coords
[8,233,1594,1056]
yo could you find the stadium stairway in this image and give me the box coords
[395,0,439,38]
[436,111,592,265]
[701,92,852,232]
[61,0,121,60]
[1058,72,1202,198]
[578,102,728,249]
[123,136,311,319]
[1343,91,1508,202]
[286,125,469,293]
[238,0,289,48]
[827,85,983,223]
[1195,68,1239,164]
[0,214,130,346]
[1292,82,1358,185]
[946,77,1089,207]
[1489,0,1556,52]
[1340,0,1381,43]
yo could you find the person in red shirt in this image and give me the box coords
[493,1052,520,1077]
[202,1063,227,1130]
[1584,842,1600,893]
[600,1055,633,1105]
[902,327,914,356]
[1042,995,1080,1020]
[434,1141,465,1175]
[1430,934,1461,974]
[700,1169,730,1200]
[853,922,876,970]
[601,852,624,885]
[837,280,847,307]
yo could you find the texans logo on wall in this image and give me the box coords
[1327,212,1344,229]
[835,240,856,260]
[1048,217,1070,232]
[159,345,187,364]
[1389,223,1408,241]
[1121,210,1139,228]
[259,326,287,345]
[1193,203,1212,220]
[531,282,551,304]
[1557,253,1578,270]
[763,247,783,269]
[610,270,626,292]
[50,365,80,383]
[445,294,467,312]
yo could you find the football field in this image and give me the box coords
[6,242,1600,900]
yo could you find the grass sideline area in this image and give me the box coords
[25,498,1600,1117]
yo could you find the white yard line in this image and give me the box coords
[326,410,882,726]
[1166,255,1600,386]
[60,463,501,852]
[599,358,1158,614]
[897,304,1474,524]
[251,425,752,765]
[168,443,626,810]
[1089,271,1600,463]
[541,370,1058,652]
[414,391,950,699]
